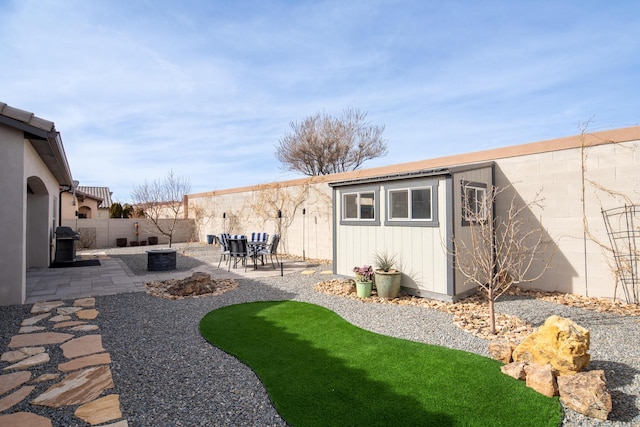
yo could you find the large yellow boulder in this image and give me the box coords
[512,315,590,375]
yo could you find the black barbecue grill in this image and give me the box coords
[55,226,80,263]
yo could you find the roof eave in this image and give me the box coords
[0,114,74,187]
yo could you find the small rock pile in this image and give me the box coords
[146,272,238,300]
[490,315,612,421]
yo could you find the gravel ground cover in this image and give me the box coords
[1,244,638,426]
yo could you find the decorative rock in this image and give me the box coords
[21,313,51,326]
[500,362,527,380]
[74,394,122,425]
[8,332,74,348]
[557,370,612,420]
[60,335,105,359]
[524,363,558,397]
[488,340,516,363]
[49,315,72,322]
[513,315,590,375]
[0,371,31,395]
[31,301,64,314]
[0,385,35,411]
[342,283,355,294]
[102,421,129,427]
[59,353,112,372]
[73,297,96,308]
[31,366,114,407]
[31,373,60,383]
[18,326,47,334]
[1,347,45,363]
[53,321,88,329]
[57,307,82,315]
[71,324,100,332]
[3,352,50,370]
[0,411,52,427]
[76,309,99,320]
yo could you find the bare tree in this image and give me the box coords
[453,185,553,334]
[130,170,191,247]
[276,108,388,175]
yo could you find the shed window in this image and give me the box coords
[389,187,432,221]
[384,180,439,227]
[343,191,376,221]
[462,181,487,225]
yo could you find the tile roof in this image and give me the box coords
[76,186,113,209]
[0,102,55,132]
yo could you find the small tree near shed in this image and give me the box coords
[453,185,553,334]
[130,170,191,248]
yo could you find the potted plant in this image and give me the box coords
[353,265,374,298]
[374,251,402,299]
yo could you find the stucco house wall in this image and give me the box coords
[0,102,74,306]
[0,124,28,305]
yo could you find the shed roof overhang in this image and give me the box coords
[328,161,494,188]
[0,103,74,188]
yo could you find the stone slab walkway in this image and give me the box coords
[0,298,128,426]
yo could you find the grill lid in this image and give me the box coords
[55,226,80,240]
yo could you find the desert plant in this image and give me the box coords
[374,251,398,272]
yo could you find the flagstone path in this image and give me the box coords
[0,298,128,426]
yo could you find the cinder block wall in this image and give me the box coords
[61,218,196,248]
[186,127,640,300]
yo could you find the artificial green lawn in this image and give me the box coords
[200,301,562,427]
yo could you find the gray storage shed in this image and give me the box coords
[330,161,494,302]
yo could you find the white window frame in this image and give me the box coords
[341,190,377,223]
[461,181,488,225]
[384,179,439,227]
[388,187,433,222]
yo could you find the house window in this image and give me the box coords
[389,187,432,221]
[343,191,376,221]
[461,181,487,225]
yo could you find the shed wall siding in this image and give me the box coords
[334,177,449,296]
[452,167,494,296]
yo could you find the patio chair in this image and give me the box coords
[217,233,231,268]
[228,237,253,271]
[249,232,269,257]
[256,234,280,269]
[250,232,269,247]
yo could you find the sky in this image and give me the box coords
[2,0,639,203]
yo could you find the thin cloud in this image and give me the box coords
[1,0,639,201]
